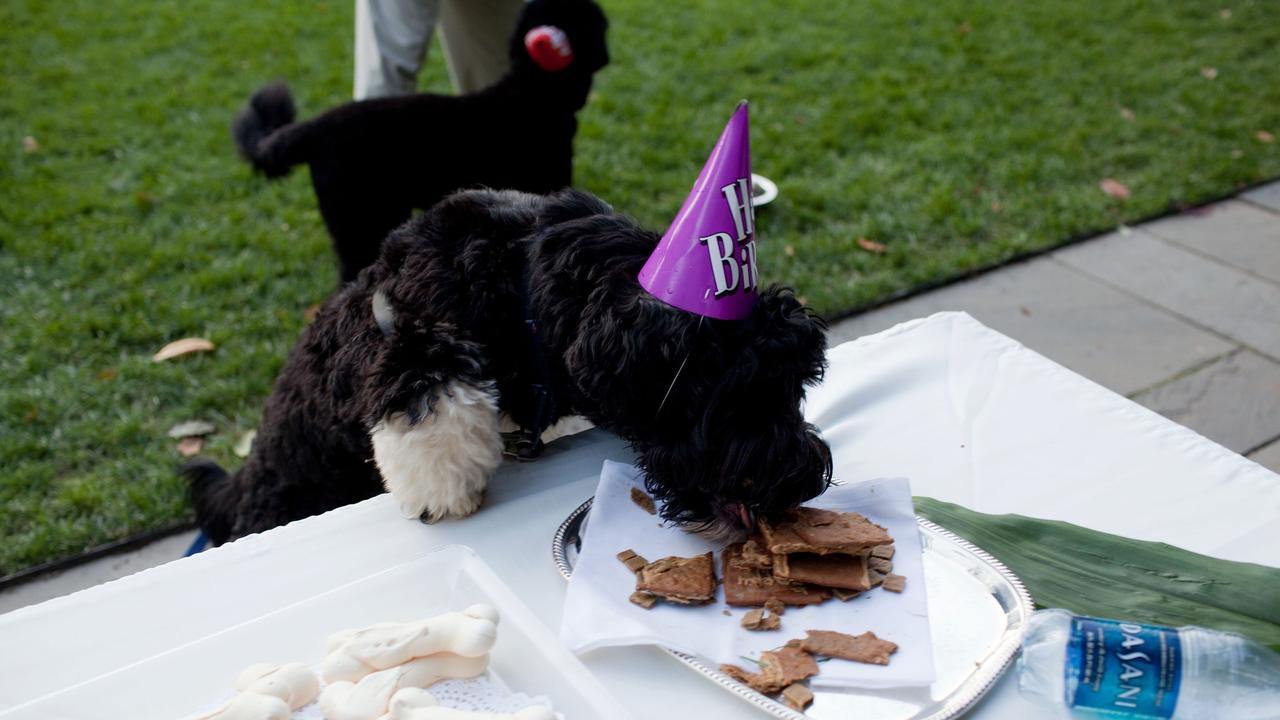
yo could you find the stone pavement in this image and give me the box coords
[3,182,1279,614]
[831,182,1280,469]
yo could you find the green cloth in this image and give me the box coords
[913,497,1280,651]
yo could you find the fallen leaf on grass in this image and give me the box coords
[168,420,217,439]
[97,368,118,382]
[1200,67,1218,80]
[797,296,809,306]
[153,337,215,362]
[1231,149,1245,159]
[957,21,972,35]
[22,136,39,154]
[1219,8,1232,19]
[1119,107,1135,122]
[857,237,887,253]
[1257,131,1275,143]
[1099,179,1131,200]
[783,245,796,258]
[303,304,322,322]
[176,437,204,457]
[234,429,257,458]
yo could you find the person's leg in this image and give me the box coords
[354,0,442,99]
[436,0,525,93]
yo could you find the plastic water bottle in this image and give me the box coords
[1018,608,1280,719]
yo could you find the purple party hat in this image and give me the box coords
[638,101,758,320]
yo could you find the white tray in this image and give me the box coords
[553,499,1033,720]
[1,545,627,720]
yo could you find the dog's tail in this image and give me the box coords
[182,458,237,546]
[232,81,309,179]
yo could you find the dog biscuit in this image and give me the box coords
[761,507,892,555]
[781,682,814,712]
[629,487,657,515]
[722,542,830,607]
[772,551,872,591]
[800,629,899,666]
[629,590,658,609]
[322,605,499,683]
[320,653,490,720]
[199,662,319,720]
[634,552,716,605]
[616,548,648,573]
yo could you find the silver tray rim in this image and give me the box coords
[551,497,1034,720]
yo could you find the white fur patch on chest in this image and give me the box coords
[370,380,502,522]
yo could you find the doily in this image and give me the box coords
[198,670,558,719]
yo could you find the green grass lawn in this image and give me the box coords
[2,0,1278,575]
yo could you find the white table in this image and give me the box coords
[3,312,1277,719]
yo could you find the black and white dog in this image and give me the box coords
[232,0,608,282]
[186,188,832,545]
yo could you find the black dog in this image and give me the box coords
[186,188,832,545]
[232,0,608,282]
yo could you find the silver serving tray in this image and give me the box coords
[552,498,1033,720]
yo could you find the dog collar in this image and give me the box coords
[502,265,558,461]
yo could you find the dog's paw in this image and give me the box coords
[416,485,485,524]
[370,380,502,522]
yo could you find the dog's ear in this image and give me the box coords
[564,293,694,420]
[738,285,828,386]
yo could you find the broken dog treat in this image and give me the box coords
[741,607,781,631]
[720,663,780,695]
[870,543,895,560]
[764,598,785,616]
[740,531,774,569]
[832,588,861,602]
[765,644,819,684]
[773,551,872,592]
[630,487,657,515]
[760,507,892,556]
[781,683,814,712]
[869,555,894,574]
[616,548,648,574]
[629,591,658,609]
[635,552,716,605]
[721,645,818,694]
[800,629,899,666]
[882,573,906,593]
[722,543,831,607]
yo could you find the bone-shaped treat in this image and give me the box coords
[384,688,555,720]
[199,662,320,720]
[320,653,491,720]
[323,605,500,683]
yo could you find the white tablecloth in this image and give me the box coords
[2,312,1277,719]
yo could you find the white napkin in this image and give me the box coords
[559,461,935,689]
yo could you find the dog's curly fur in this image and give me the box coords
[231,0,608,283]
[186,188,832,545]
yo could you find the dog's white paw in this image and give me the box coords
[370,380,502,522]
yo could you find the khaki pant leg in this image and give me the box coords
[436,0,526,93]
[354,0,442,99]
